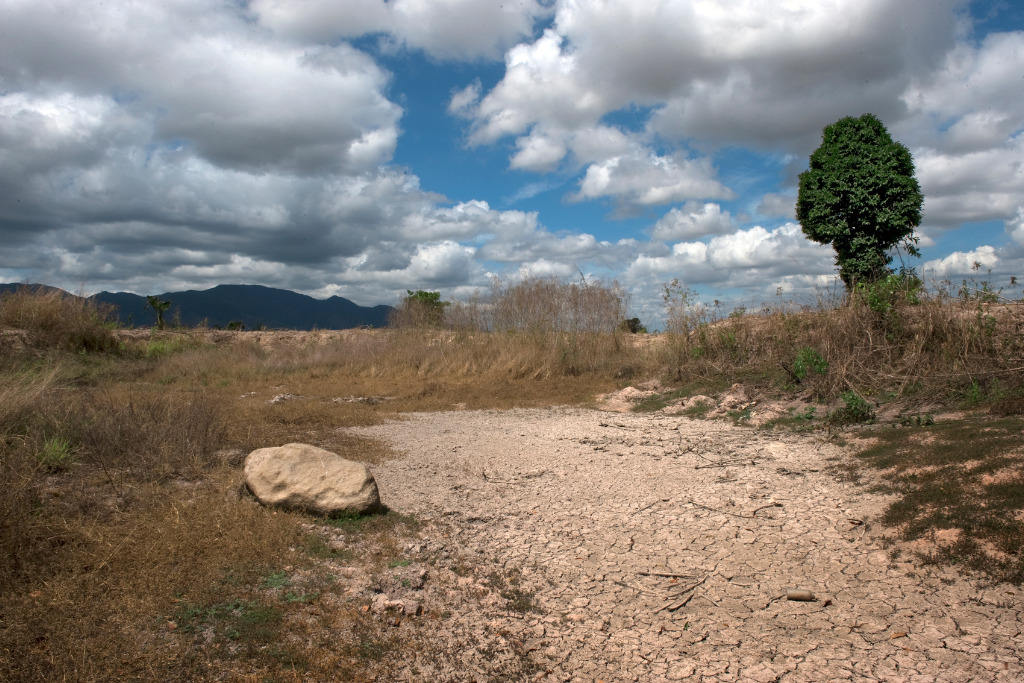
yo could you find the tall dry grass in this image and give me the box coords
[166,275,1024,403]
[657,278,1024,401]
[0,285,119,352]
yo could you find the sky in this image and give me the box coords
[1,0,1023,324]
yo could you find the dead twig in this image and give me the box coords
[695,459,757,470]
[688,499,782,519]
[656,575,709,612]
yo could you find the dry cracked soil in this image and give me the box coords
[337,407,1024,683]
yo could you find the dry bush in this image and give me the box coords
[0,285,119,352]
[76,389,227,488]
[487,276,626,334]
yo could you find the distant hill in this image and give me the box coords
[0,283,393,330]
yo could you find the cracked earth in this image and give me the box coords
[350,407,1023,682]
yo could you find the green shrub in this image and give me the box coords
[855,270,922,314]
[829,391,875,425]
[792,348,828,380]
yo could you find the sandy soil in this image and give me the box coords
[350,407,1023,683]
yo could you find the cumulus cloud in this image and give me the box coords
[251,0,549,60]
[466,1,958,155]
[625,223,835,287]
[571,153,733,207]
[923,246,1000,278]
[0,2,401,176]
[651,202,735,241]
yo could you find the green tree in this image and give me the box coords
[797,113,924,289]
[400,290,449,327]
[145,295,172,330]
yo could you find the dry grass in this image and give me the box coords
[0,285,119,352]
[4,278,1024,680]
[657,286,1024,404]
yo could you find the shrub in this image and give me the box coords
[828,391,875,426]
[855,269,922,314]
[792,348,828,380]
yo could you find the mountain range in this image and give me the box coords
[0,283,394,331]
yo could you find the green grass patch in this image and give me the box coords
[760,406,820,432]
[36,436,77,473]
[299,531,353,561]
[261,570,290,589]
[855,416,1024,584]
[172,598,283,645]
[318,509,420,536]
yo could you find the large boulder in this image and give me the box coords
[244,443,382,516]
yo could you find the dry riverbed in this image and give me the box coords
[336,407,1024,683]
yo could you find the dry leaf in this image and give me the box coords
[28,591,42,598]
[889,632,907,639]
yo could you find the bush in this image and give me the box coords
[792,348,828,380]
[829,391,876,426]
[855,269,922,314]
[388,290,449,329]
[619,318,646,334]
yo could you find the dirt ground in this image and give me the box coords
[344,407,1023,683]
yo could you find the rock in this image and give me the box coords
[214,448,246,467]
[267,393,303,404]
[748,404,789,427]
[244,443,382,516]
[371,593,390,613]
[707,383,755,418]
[402,601,423,616]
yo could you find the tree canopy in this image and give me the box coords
[797,113,924,289]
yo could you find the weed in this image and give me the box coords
[761,406,819,432]
[488,569,541,614]
[262,570,290,589]
[388,559,412,568]
[174,598,284,643]
[728,408,752,424]
[36,436,76,473]
[283,591,319,604]
[899,412,935,427]
[828,391,875,426]
[792,348,828,380]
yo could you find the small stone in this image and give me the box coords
[371,594,390,614]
